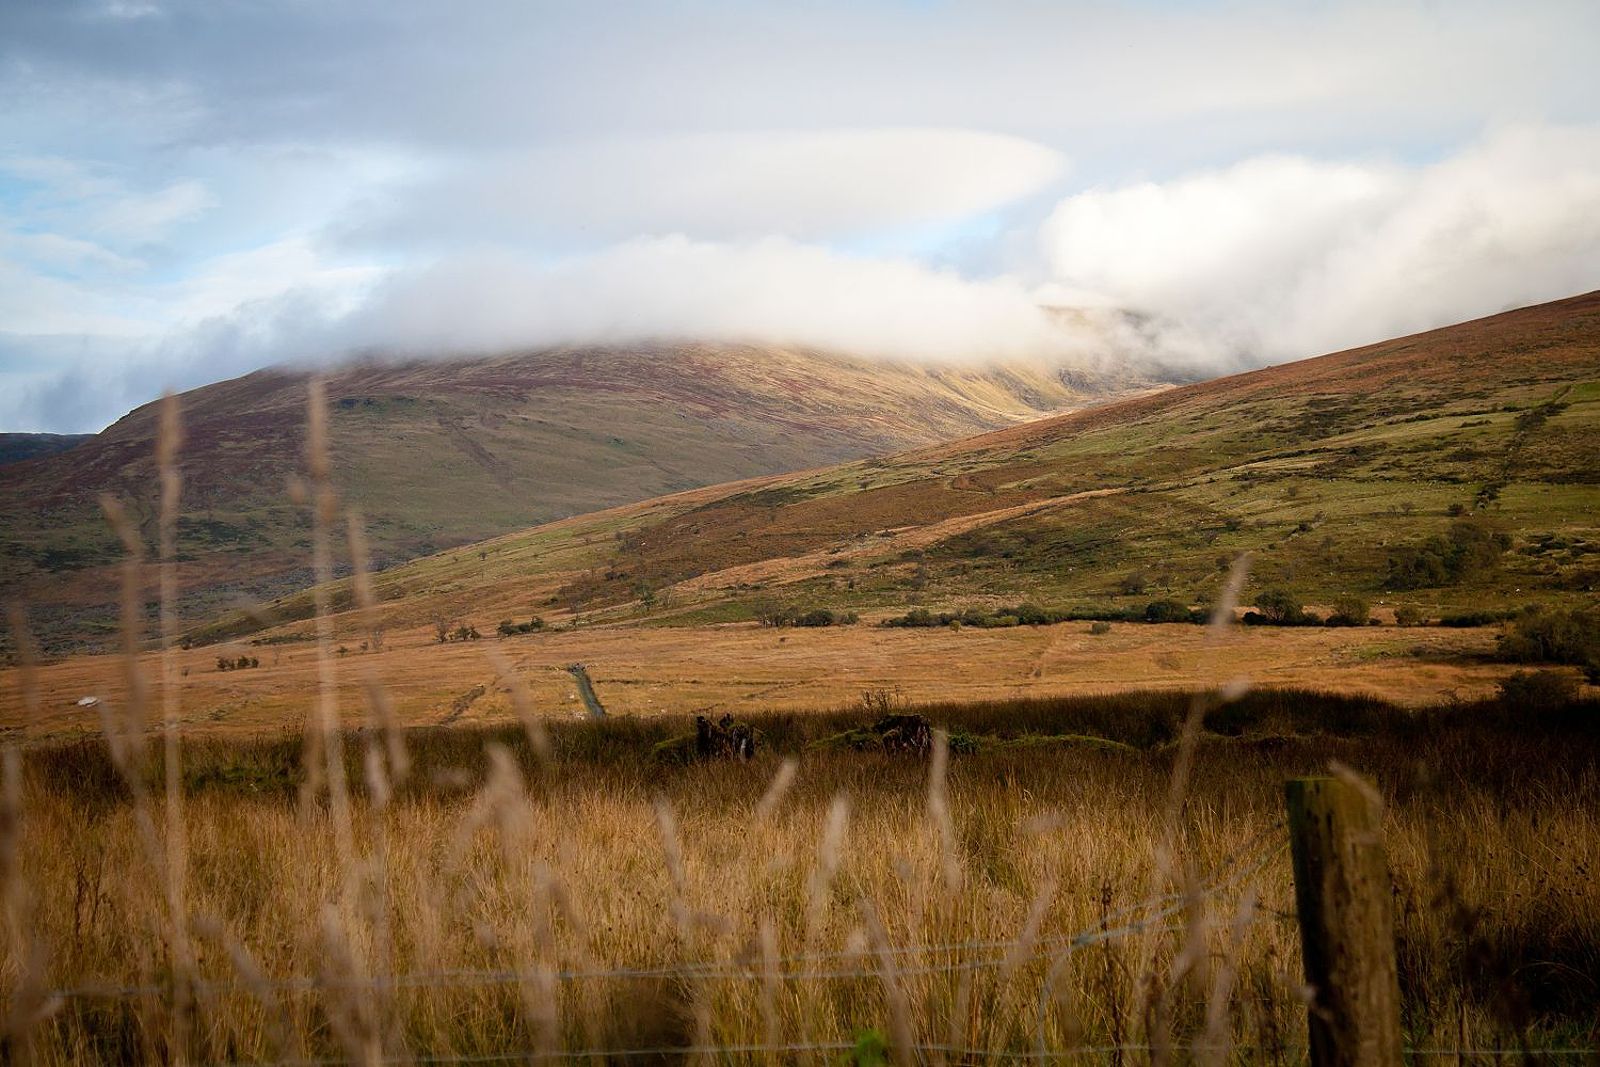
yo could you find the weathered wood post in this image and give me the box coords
[1285,776,1403,1067]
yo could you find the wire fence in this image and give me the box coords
[47,822,1290,1006]
[32,823,1599,1064]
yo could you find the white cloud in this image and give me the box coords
[1039,124,1600,363]
[0,156,211,244]
[4,3,1600,431]
[83,178,210,243]
[355,129,1066,247]
[321,235,1077,364]
[160,235,383,325]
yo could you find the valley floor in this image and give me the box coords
[0,618,1531,743]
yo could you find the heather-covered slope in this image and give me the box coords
[236,292,1598,643]
[0,343,1151,648]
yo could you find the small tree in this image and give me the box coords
[1144,599,1193,624]
[1253,588,1306,625]
[1326,596,1370,627]
[1497,669,1579,710]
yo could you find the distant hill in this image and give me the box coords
[0,433,90,467]
[0,343,1159,650]
[221,292,1599,644]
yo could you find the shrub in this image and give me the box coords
[1441,609,1516,627]
[1143,599,1196,624]
[1012,602,1052,626]
[794,608,858,627]
[1252,588,1308,625]
[1325,596,1370,627]
[1497,670,1581,710]
[1498,606,1600,682]
[1089,621,1112,636]
[1394,604,1426,627]
[497,617,546,637]
[759,606,858,628]
[1118,571,1149,596]
[1387,518,1511,590]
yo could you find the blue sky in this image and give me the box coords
[3,0,1599,431]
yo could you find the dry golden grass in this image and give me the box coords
[8,692,1600,1064]
[0,618,1526,745]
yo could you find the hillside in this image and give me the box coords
[0,343,1155,650]
[212,291,1599,645]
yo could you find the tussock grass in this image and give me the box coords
[6,689,1599,1062]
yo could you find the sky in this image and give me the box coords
[3,1,1599,433]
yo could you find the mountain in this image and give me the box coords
[214,291,1599,643]
[0,343,1160,650]
[0,433,90,467]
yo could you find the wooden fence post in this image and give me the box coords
[1285,776,1403,1067]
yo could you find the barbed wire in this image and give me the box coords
[31,821,1596,1065]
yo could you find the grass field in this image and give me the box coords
[0,613,1542,743]
[6,688,1598,1063]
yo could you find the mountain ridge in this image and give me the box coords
[0,342,1162,650]
[203,291,1599,645]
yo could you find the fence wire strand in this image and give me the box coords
[44,823,1288,1005]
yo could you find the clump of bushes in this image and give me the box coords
[1394,604,1426,627]
[1324,596,1371,627]
[885,603,1076,629]
[756,605,858,628]
[1386,518,1511,590]
[1498,606,1600,682]
[886,601,1211,629]
[497,617,546,637]
[1143,599,1205,624]
[1243,588,1320,626]
[1497,670,1581,710]
[216,656,259,671]
[1441,609,1517,628]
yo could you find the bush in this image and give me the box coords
[1143,599,1197,624]
[1497,670,1581,710]
[497,616,546,637]
[760,605,859,628]
[1249,588,1318,626]
[1387,518,1511,590]
[1118,571,1149,596]
[1012,602,1052,626]
[1497,606,1600,682]
[794,608,858,627]
[1441,609,1516,628]
[1089,621,1112,636]
[1394,604,1426,627]
[1325,596,1370,627]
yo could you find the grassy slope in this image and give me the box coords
[239,291,1598,641]
[0,343,1151,650]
